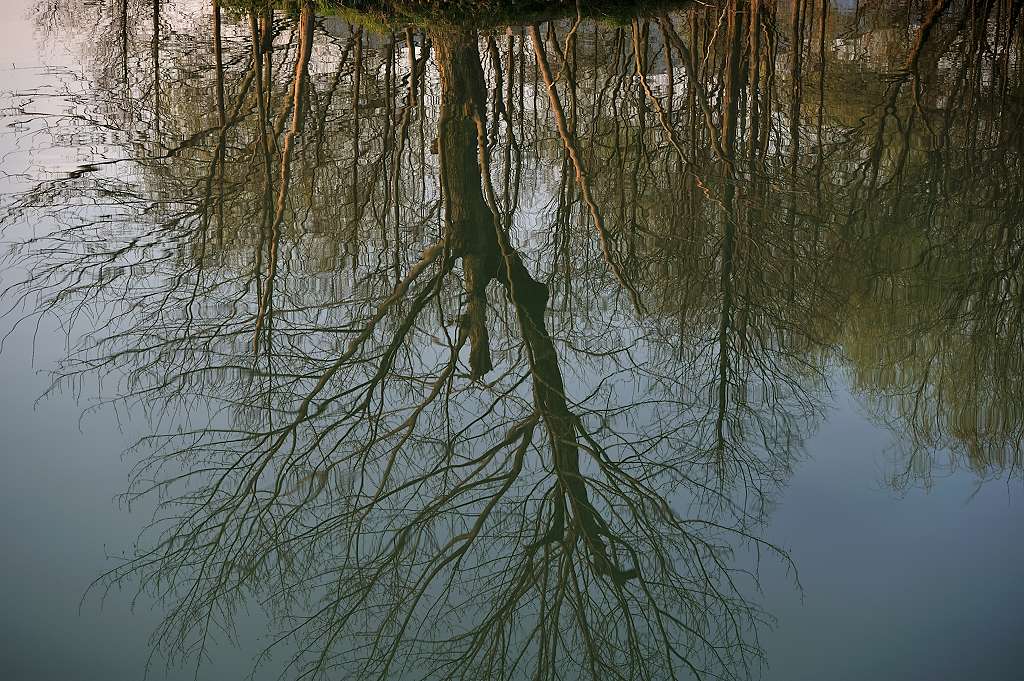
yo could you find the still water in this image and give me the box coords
[1,1,1022,679]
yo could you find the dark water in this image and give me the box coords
[1,1,1023,680]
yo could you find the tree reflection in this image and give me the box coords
[1,0,1023,679]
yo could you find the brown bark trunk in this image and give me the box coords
[434,28,499,379]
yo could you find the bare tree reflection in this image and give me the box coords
[2,0,1023,679]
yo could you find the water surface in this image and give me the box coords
[1,1,1023,679]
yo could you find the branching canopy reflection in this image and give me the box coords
[1,0,1022,679]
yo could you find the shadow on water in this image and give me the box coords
[1,0,1023,678]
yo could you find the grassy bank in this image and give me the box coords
[222,0,692,29]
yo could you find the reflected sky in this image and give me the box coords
[1,1,1023,680]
